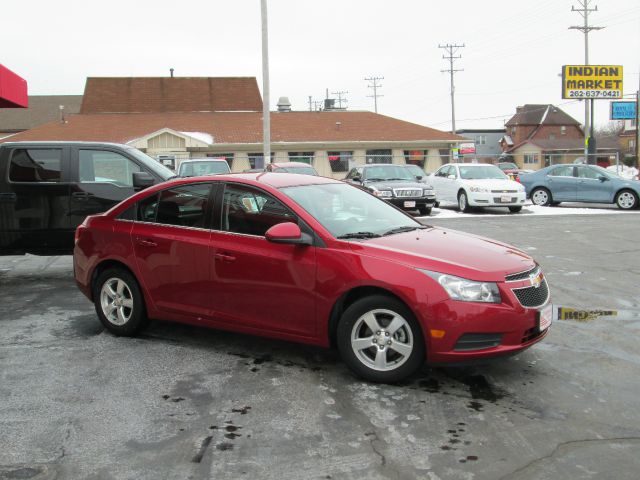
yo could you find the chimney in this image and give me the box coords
[170,68,174,78]
[277,97,291,112]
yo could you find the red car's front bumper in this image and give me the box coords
[420,276,550,364]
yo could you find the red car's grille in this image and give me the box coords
[512,278,550,308]
[505,266,539,282]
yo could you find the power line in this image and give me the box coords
[331,90,349,109]
[438,43,465,134]
[427,100,584,128]
[365,76,384,113]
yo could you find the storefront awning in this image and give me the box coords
[0,64,28,108]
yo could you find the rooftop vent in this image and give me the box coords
[277,97,291,112]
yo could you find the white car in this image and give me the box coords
[177,158,231,177]
[429,163,527,213]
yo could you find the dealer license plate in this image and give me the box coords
[404,201,416,208]
[538,303,553,332]
[500,195,512,203]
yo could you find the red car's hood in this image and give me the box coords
[348,227,535,282]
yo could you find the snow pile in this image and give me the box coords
[606,165,639,180]
[423,202,631,219]
[181,132,214,145]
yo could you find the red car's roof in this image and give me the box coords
[271,162,314,168]
[216,172,337,188]
[164,172,339,190]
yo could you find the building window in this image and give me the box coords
[549,133,556,140]
[248,152,275,169]
[287,152,315,165]
[511,126,517,135]
[523,154,538,165]
[328,151,353,172]
[560,126,567,135]
[475,135,487,145]
[157,155,176,169]
[630,139,636,153]
[403,150,427,168]
[366,149,392,164]
[207,153,234,169]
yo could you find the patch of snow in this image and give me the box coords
[180,131,214,145]
[606,164,639,180]
[419,202,635,219]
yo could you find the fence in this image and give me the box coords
[150,151,628,179]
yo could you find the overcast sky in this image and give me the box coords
[4,1,639,132]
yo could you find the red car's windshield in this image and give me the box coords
[281,183,419,238]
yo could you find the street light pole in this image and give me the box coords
[261,0,271,167]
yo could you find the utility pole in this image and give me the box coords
[308,95,313,112]
[365,76,384,113]
[439,43,465,134]
[570,1,604,161]
[332,90,349,109]
[260,0,271,167]
[636,73,639,169]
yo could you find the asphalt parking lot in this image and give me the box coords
[1,209,640,480]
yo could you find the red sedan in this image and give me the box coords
[74,173,551,382]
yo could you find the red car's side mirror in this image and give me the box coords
[265,222,313,245]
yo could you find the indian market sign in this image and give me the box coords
[561,65,623,99]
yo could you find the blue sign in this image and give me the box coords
[610,101,636,120]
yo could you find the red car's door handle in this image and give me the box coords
[136,238,158,248]
[215,253,236,263]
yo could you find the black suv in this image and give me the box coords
[344,164,436,215]
[0,142,175,254]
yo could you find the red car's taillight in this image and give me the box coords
[74,225,83,245]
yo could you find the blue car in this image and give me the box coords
[519,164,640,210]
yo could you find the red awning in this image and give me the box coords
[0,64,28,108]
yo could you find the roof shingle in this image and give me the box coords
[2,111,464,145]
[80,77,263,114]
[0,95,82,132]
[505,104,581,127]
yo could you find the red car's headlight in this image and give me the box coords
[419,269,501,303]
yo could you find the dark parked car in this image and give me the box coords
[0,142,175,254]
[519,164,640,209]
[496,162,522,181]
[74,173,551,383]
[404,164,429,184]
[265,162,318,175]
[344,164,436,215]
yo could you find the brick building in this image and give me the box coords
[499,104,588,168]
[1,76,465,176]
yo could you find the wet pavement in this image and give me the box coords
[1,213,639,479]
